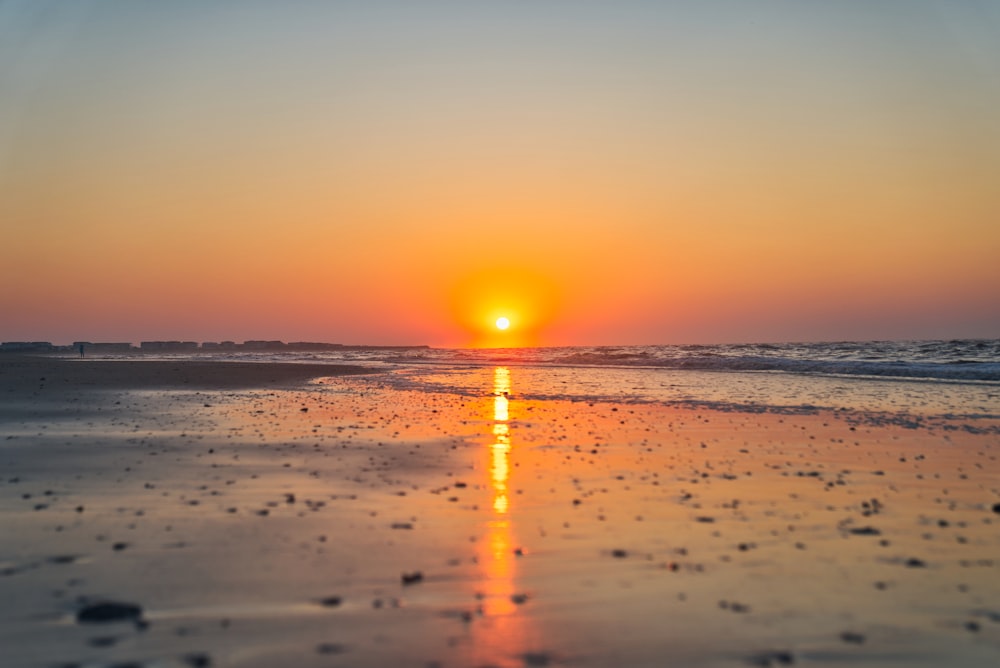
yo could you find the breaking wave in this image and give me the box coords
[389,339,1000,383]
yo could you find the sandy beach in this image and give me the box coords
[1,356,999,668]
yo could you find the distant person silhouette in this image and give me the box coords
[79,343,84,358]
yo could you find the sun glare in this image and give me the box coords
[448,264,561,346]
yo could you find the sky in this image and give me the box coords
[1,1,998,347]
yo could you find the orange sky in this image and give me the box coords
[2,2,998,346]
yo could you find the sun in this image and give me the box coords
[495,316,510,331]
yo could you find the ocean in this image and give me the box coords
[108,339,1000,426]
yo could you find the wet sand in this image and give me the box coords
[1,357,999,667]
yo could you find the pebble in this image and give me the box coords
[316,642,347,655]
[401,571,424,586]
[183,653,213,667]
[76,601,144,624]
[839,631,866,644]
[746,649,795,666]
[521,651,555,666]
[48,555,79,565]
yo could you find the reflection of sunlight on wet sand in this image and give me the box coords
[490,366,511,517]
[492,423,510,514]
[472,366,531,660]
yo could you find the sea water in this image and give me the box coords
[112,339,1000,425]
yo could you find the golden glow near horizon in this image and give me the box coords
[450,266,559,347]
[2,4,999,345]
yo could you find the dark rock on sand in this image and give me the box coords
[905,557,927,568]
[746,649,794,666]
[182,652,213,667]
[48,555,80,564]
[848,527,881,536]
[401,571,424,585]
[319,596,342,607]
[521,651,556,666]
[992,503,1000,514]
[839,631,866,644]
[317,642,347,655]
[76,601,144,624]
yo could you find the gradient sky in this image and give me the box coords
[2,1,998,347]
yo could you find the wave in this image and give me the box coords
[626,355,1000,382]
[115,339,1000,384]
[420,340,1000,382]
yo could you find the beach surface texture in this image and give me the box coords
[1,348,999,668]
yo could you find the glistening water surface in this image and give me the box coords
[90,339,1000,424]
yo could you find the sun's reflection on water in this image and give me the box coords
[491,424,510,514]
[467,367,541,665]
[479,366,518,618]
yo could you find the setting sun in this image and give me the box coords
[495,317,510,331]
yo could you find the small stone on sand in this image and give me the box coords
[401,571,424,585]
[76,601,144,624]
[316,642,347,654]
[839,631,866,644]
[746,649,795,666]
[183,652,213,667]
[521,651,555,666]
